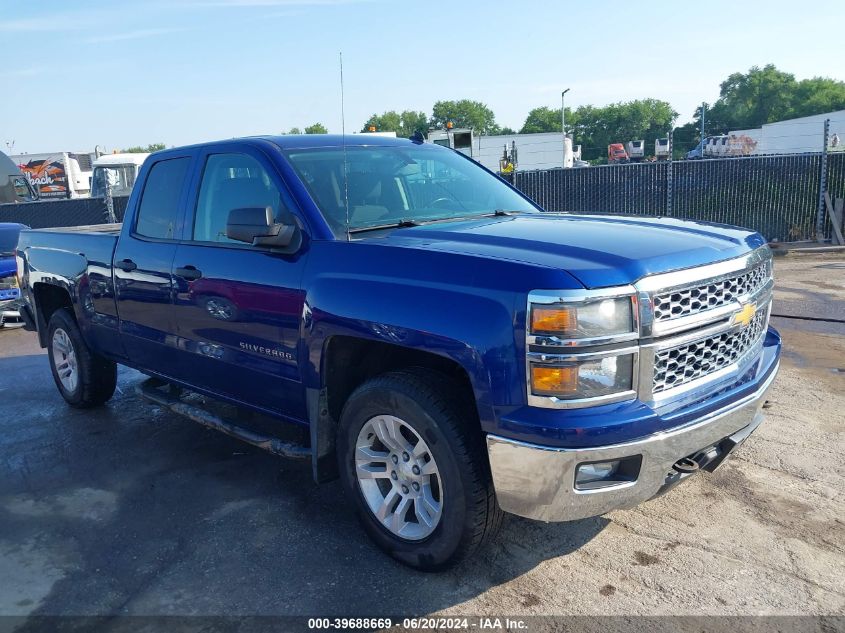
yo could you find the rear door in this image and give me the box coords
[114,154,192,371]
[168,145,309,420]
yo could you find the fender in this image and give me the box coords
[18,229,121,351]
[22,247,87,345]
[299,239,584,481]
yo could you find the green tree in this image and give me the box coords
[284,127,302,134]
[122,143,166,153]
[362,110,428,137]
[697,65,845,133]
[520,100,677,161]
[430,99,500,135]
[399,110,428,137]
[304,123,328,134]
[794,76,845,116]
[673,120,700,154]
[520,106,567,134]
[363,111,401,134]
[705,65,797,132]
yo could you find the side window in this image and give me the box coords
[192,153,289,243]
[135,157,190,240]
[13,177,34,200]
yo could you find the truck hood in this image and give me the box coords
[377,214,765,288]
[0,255,15,279]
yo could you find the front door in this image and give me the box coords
[169,147,308,420]
[114,155,192,371]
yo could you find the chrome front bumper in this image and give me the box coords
[0,299,23,327]
[487,362,779,522]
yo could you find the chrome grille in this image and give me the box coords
[653,261,770,322]
[653,308,768,393]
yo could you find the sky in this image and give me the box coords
[2,0,844,154]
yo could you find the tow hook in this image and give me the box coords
[672,457,700,474]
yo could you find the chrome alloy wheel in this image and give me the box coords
[355,415,443,540]
[52,328,79,393]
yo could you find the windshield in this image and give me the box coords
[285,144,539,236]
[91,165,138,198]
[0,226,22,256]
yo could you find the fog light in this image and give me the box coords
[575,455,642,490]
[576,461,620,485]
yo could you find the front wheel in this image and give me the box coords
[337,371,502,571]
[47,308,117,408]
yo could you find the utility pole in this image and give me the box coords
[561,88,570,168]
[700,102,706,149]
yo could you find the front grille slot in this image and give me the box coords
[653,261,770,322]
[653,308,767,393]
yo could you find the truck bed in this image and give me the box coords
[18,226,121,289]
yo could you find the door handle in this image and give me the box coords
[116,259,137,272]
[175,265,203,281]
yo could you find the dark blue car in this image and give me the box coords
[16,136,780,569]
[0,223,27,327]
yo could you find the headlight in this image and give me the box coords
[530,297,634,340]
[527,290,639,408]
[530,353,635,399]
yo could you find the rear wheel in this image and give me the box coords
[337,370,502,571]
[47,308,117,408]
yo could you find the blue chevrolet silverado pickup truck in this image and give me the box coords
[16,135,781,570]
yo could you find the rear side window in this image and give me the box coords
[135,157,190,240]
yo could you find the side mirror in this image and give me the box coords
[226,206,300,252]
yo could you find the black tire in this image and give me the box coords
[46,308,117,408]
[337,370,503,571]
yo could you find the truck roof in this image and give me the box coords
[264,134,414,149]
[93,153,150,166]
[152,135,419,156]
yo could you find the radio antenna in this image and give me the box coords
[340,51,350,242]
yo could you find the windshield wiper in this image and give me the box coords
[348,219,420,234]
[492,209,528,216]
[347,210,531,235]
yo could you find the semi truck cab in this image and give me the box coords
[90,153,150,198]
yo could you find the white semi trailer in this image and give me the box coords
[750,110,845,155]
[427,128,578,171]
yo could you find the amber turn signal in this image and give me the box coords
[531,307,577,334]
[531,366,579,396]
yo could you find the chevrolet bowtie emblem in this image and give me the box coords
[732,302,757,327]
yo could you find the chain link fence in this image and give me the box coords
[3,153,844,242]
[0,196,129,229]
[506,152,845,242]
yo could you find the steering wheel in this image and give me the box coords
[429,196,457,209]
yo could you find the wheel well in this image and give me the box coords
[323,336,478,425]
[33,283,73,346]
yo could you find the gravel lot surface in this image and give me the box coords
[0,254,842,621]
